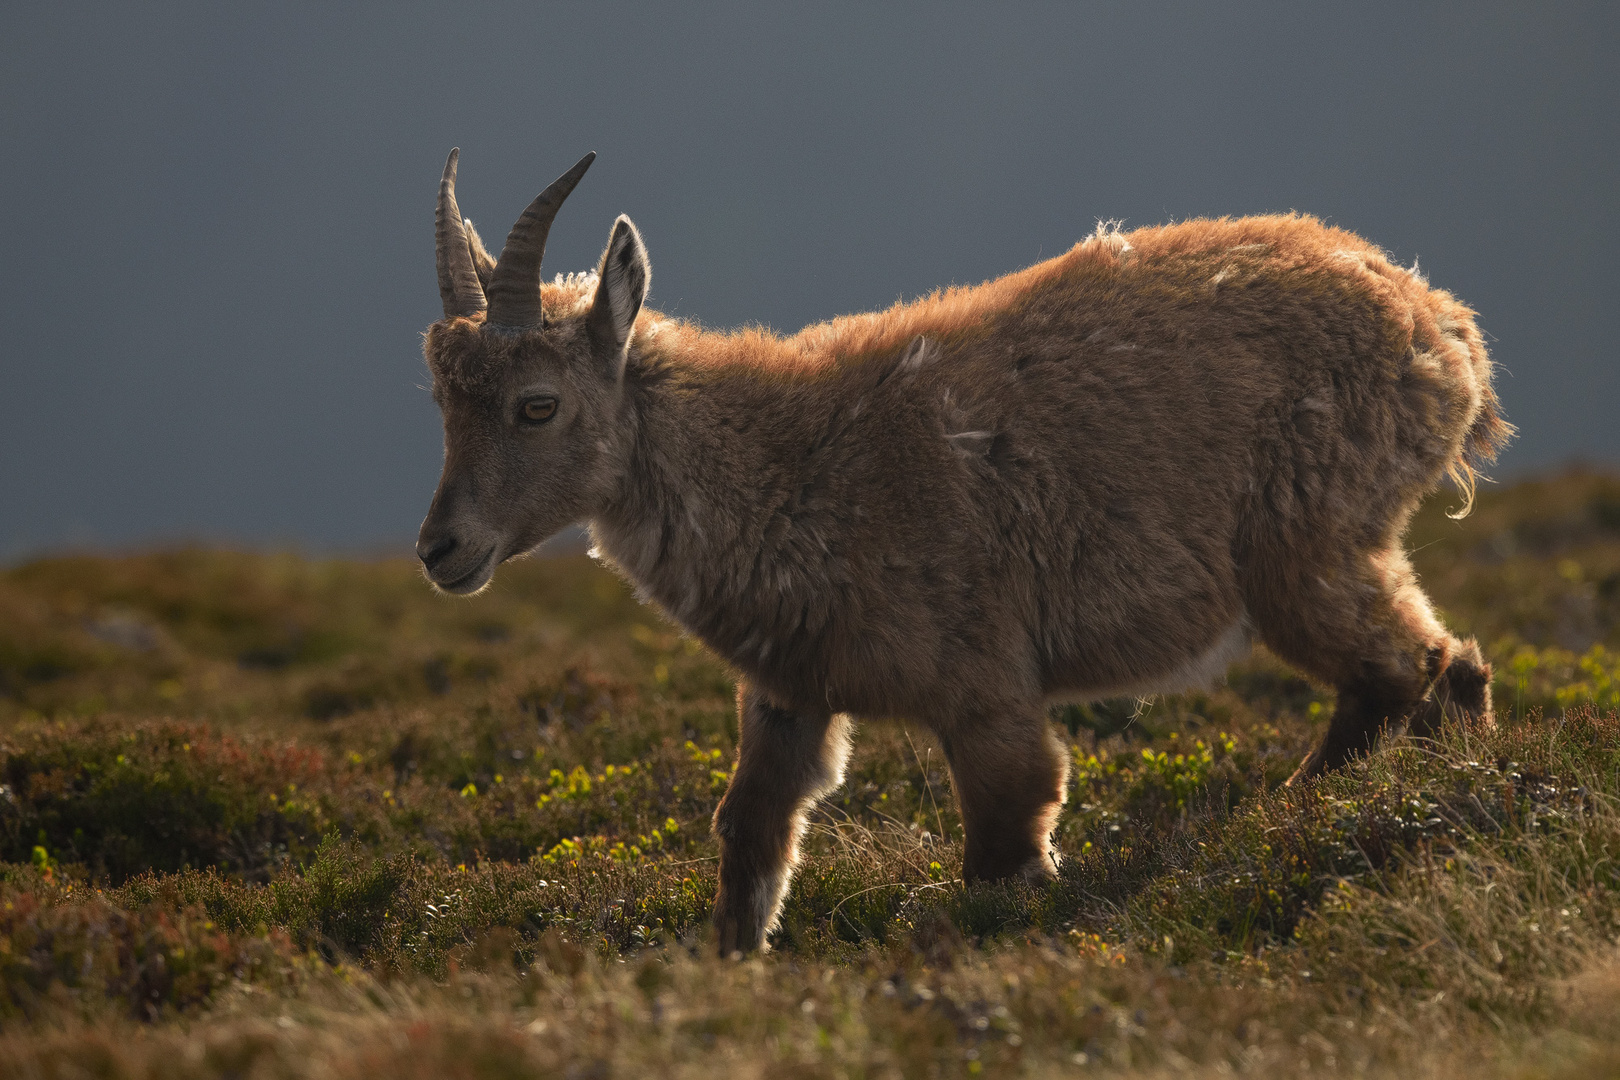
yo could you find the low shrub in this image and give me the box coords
[0,869,311,1021]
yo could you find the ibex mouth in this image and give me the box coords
[429,549,496,595]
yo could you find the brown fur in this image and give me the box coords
[417,201,1509,954]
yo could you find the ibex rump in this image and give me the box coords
[415,150,1509,954]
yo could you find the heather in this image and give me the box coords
[3,471,1619,1077]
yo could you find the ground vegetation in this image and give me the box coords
[2,471,1618,1077]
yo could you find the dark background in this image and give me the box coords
[2,2,1614,559]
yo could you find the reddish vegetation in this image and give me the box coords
[0,471,1619,1073]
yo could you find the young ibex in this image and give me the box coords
[416,150,1509,954]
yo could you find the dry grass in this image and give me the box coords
[2,470,1619,1077]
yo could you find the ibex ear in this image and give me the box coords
[587,215,650,379]
[463,220,496,294]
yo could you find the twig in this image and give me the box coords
[904,725,947,841]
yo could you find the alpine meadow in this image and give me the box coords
[2,476,1620,1076]
[4,159,1620,1080]
[5,0,1618,1073]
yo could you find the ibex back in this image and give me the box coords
[415,150,1510,954]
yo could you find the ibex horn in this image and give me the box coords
[484,151,596,329]
[435,149,488,319]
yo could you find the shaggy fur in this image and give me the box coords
[417,192,1510,955]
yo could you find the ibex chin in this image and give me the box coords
[416,149,1510,954]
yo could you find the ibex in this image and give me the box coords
[416,150,1509,954]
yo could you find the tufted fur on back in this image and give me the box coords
[570,213,1507,722]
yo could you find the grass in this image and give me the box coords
[1,469,1619,1077]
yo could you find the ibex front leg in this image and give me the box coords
[711,683,851,955]
[938,708,1069,883]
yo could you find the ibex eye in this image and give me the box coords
[521,397,558,423]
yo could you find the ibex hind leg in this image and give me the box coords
[1242,545,1491,784]
[711,684,851,955]
[937,709,1069,883]
[1289,642,1492,782]
[1406,637,1494,740]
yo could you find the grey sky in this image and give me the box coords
[2,2,1615,559]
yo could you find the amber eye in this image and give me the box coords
[520,396,558,424]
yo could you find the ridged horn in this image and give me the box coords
[484,151,595,328]
[436,149,487,319]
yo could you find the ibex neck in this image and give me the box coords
[591,346,828,661]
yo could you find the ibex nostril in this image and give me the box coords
[417,534,457,568]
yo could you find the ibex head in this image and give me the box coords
[417,150,650,594]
